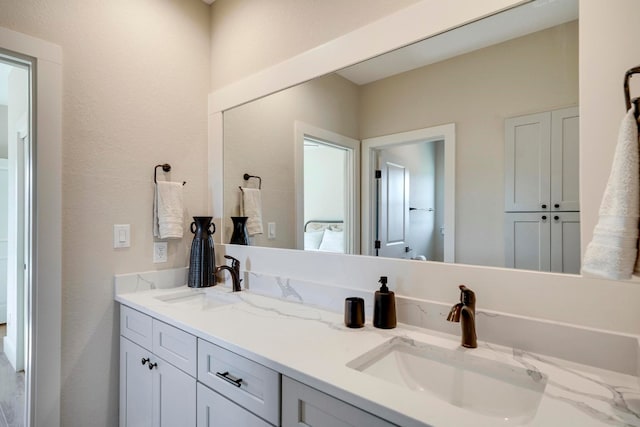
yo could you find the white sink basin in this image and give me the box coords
[347,337,547,425]
[154,287,239,310]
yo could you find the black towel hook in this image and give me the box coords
[154,163,186,186]
[243,173,262,189]
[624,66,640,121]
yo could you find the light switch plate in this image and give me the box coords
[113,224,130,248]
[153,242,168,263]
[268,222,276,239]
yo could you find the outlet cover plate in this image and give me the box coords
[153,242,168,263]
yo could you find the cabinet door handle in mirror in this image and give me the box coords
[148,361,158,370]
[554,203,560,208]
[541,204,547,209]
[554,216,560,221]
[141,357,150,366]
[215,371,243,387]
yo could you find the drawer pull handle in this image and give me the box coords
[148,361,158,370]
[141,358,150,366]
[216,371,243,387]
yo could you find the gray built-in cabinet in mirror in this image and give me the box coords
[223,0,579,274]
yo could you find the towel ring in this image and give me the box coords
[624,66,640,121]
[154,163,186,186]
[243,173,262,189]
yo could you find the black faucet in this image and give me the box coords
[215,255,243,292]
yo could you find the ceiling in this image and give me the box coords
[337,0,578,85]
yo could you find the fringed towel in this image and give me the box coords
[241,187,264,236]
[153,181,184,239]
[582,106,639,280]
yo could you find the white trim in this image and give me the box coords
[0,25,62,427]
[294,122,360,254]
[361,124,455,262]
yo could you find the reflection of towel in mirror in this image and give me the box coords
[241,188,263,236]
[154,182,184,239]
[582,106,638,280]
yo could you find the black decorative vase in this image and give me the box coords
[229,216,250,245]
[188,216,216,288]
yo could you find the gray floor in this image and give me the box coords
[0,324,25,427]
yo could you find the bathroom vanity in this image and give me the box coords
[115,271,640,427]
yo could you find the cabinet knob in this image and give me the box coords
[148,361,158,370]
[554,203,560,209]
[141,358,150,366]
[542,215,547,220]
[541,204,547,209]
[554,216,560,221]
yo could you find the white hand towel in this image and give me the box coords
[582,106,639,280]
[241,187,263,236]
[153,182,184,239]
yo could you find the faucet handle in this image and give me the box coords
[224,255,240,270]
[458,284,476,307]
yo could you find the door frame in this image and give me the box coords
[294,121,360,254]
[0,26,62,427]
[361,123,455,262]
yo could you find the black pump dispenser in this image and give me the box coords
[373,276,396,329]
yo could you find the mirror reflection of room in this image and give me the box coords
[223,0,578,274]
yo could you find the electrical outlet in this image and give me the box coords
[153,242,168,263]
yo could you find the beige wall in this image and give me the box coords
[223,73,359,248]
[359,21,579,267]
[209,0,420,90]
[0,1,210,425]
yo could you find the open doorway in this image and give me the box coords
[362,124,456,262]
[295,122,360,254]
[0,54,31,427]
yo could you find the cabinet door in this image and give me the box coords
[282,377,395,427]
[504,213,551,271]
[120,337,153,427]
[551,107,580,212]
[197,383,271,427]
[152,357,196,427]
[504,112,551,212]
[551,212,581,274]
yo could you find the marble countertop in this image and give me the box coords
[116,285,640,427]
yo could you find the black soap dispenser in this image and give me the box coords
[373,276,396,329]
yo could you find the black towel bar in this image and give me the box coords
[154,163,186,186]
[243,173,262,189]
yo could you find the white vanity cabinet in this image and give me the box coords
[282,377,396,427]
[119,306,197,427]
[119,303,399,427]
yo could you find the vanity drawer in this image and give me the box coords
[197,383,272,427]
[152,319,197,377]
[120,305,152,351]
[197,339,280,426]
[282,377,395,427]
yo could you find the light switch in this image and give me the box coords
[113,224,130,248]
[268,222,276,240]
